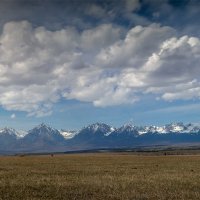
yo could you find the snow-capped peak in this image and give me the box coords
[35,123,52,129]
[32,123,56,132]
[164,122,185,133]
[119,123,136,132]
[84,123,113,133]
[137,122,200,135]
[0,127,28,139]
[113,123,139,136]
[28,123,60,137]
[0,127,24,139]
[0,127,17,136]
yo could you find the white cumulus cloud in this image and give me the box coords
[0,20,200,116]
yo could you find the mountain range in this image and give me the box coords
[1,122,200,154]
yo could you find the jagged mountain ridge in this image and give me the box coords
[2,122,200,139]
[1,122,200,153]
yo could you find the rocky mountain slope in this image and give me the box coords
[1,122,200,153]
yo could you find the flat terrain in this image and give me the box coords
[0,153,200,200]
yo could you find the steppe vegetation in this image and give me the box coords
[0,153,200,200]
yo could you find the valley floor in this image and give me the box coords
[0,153,200,199]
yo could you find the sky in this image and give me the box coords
[0,0,200,130]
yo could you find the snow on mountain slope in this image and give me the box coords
[26,123,63,138]
[113,124,139,136]
[157,122,200,134]
[137,122,200,135]
[85,123,113,133]
[0,127,17,136]
[16,130,28,138]
[72,122,200,138]
[0,122,199,142]
[80,123,115,136]
[22,123,66,147]
[0,122,200,153]
[0,128,29,139]
[104,127,115,136]
[59,130,77,139]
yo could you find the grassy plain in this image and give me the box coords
[0,153,200,200]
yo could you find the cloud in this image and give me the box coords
[86,4,107,19]
[0,20,200,116]
[0,21,123,116]
[96,24,175,69]
[10,113,16,119]
[125,0,140,12]
[0,0,144,31]
[146,103,200,114]
[144,36,200,100]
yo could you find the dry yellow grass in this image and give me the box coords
[0,153,200,200]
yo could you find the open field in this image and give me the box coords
[0,153,200,199]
